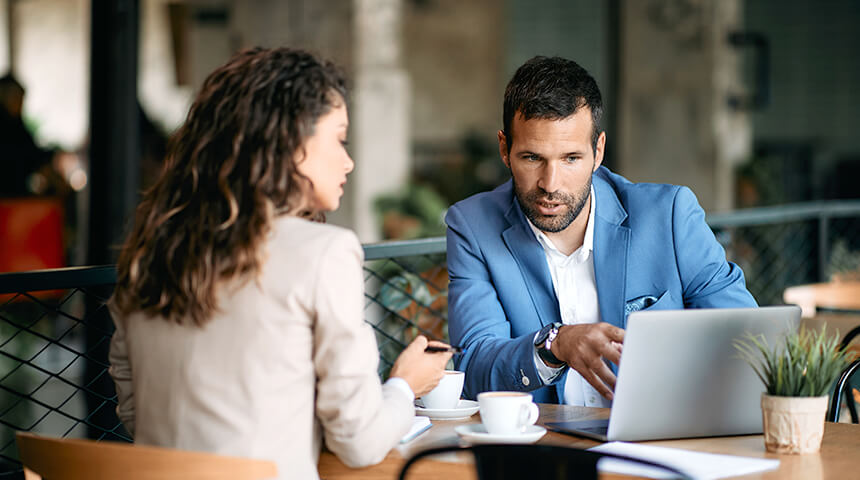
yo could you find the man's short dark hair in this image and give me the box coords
[503,56,603,154]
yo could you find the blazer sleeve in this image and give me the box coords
[107,304,136,437]
[446,205,548,400]
[312,230,413,468]
[671,186,758,308]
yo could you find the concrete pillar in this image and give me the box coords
[1,0,10,71]
[711,0,750,213]
[138,0,193,131]
[617,0,750,213]
[346,0,410,241]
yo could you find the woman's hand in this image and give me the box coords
[390,335,453,397]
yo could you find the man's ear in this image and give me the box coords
[498,130,511,169]
[593,131,606,172]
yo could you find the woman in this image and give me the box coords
[108,47,450,479]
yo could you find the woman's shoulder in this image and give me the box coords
[269,216,362,257]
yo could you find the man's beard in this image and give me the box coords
[514,176,592,233]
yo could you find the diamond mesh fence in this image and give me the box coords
[0,202,858,475]
[363,250,449,379]
[0,284,128,476]
[709,207,860,306]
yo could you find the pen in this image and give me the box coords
[424,345,464,354]
[400,420,432,444]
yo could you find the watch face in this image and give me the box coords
[535,324,552,346]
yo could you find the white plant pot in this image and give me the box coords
[761,394,828,454]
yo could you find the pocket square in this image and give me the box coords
[624,295,659,317]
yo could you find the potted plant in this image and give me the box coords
[734,326,852,454]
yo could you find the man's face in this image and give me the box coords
[498,108,604,233]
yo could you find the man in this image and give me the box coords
[445,56,757,406]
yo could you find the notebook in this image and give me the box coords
[400,416,432,443]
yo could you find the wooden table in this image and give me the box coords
[318,404,860,479]
[783,281,860,318]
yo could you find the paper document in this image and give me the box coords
[590,442,780,480]
[400,416,432,444]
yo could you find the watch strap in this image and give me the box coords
[536,322,564,366]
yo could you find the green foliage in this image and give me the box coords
[374,182,448,239]
[734,325,852,397]
[378,272,435,313]
[827,239,860,281]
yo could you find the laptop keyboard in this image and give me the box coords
[576,426,609,434]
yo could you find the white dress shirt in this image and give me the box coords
[528,186,611,407]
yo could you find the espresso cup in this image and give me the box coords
[477,391,540,435]
[420,370,464,409]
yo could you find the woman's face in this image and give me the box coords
[297,102,353,212]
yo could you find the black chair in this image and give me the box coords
[398,443,692,480]
[827,325,860,423]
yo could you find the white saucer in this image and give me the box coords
[414,399,480,420]
[454,424,547,444]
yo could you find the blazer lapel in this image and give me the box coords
[593,175,630,330]
[501,198,562,328]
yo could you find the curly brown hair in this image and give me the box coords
[112,47,347,326]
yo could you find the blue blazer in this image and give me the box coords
[445,167,757,403]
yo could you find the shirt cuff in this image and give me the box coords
[533,332,566,385]
[385,377,415,403]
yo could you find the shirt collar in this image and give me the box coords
[526,185,596,260]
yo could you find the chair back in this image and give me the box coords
[16,432,278,480]
[398,444,692,480]
[827,325,860,423]
[843,326,860,361]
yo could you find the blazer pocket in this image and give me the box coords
[624,290,673,318]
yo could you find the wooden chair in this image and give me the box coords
[16,432,278,480]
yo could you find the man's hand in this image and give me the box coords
[550,322,625,400]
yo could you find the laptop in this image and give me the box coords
[545,305,801,442]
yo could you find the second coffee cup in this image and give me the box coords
[420,370,464,409]
[477,391,539,435]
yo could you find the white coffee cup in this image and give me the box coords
[420,370,464,409]
[477,391,540,435]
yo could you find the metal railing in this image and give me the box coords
[362,238,447,379]
[708,200,860,305]
[0,200,858,474]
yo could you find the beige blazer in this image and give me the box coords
[109,216,413,480]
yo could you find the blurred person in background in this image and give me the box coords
[0,73,76,275]
[107,47,451,480]
[0,73,71,197]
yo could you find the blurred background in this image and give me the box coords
[0,0,858,266]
